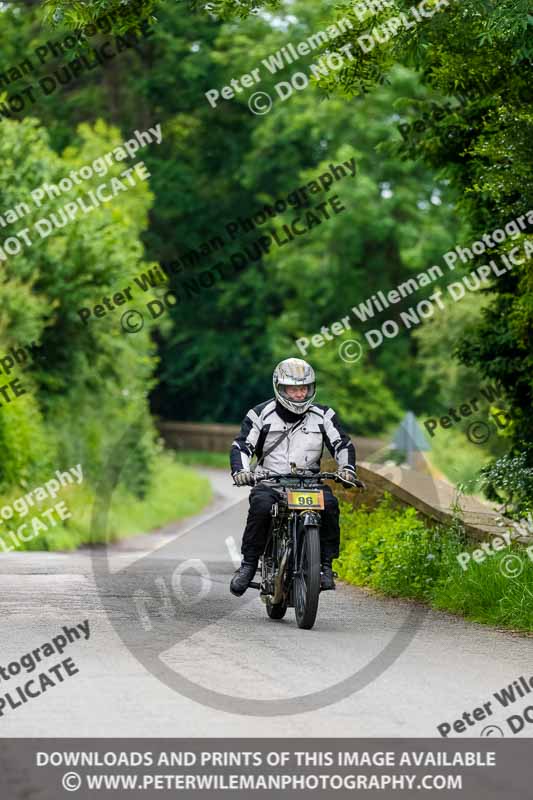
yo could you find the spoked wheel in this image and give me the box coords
[294,525,321,630]
[263,533,288,620]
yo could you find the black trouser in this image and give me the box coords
[240,484,340,563]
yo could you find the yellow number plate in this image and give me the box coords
[287,490,324,510]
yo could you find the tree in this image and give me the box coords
[19,0,464,425]
[0,116,158,491]
[198,0,532,479]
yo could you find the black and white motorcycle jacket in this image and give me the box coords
[230,399,356,476]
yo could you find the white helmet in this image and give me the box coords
[273,358,316,415]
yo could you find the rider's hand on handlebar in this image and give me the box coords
[336,467,364,488]
[337,467,356,482]
[233,470,255,487]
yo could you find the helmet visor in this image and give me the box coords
[277,382,315,406]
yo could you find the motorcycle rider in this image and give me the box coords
[229,357,357,596]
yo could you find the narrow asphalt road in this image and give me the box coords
[0,468,531,737]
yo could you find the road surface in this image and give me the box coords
[0,468,531,737]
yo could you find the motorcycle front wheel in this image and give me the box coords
[294,525,321,630]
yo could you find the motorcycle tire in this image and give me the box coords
[266,597,288,620]
[294,525,321,630]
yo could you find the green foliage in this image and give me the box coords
[432,548,533,632]
[424,426,495,490]
[335,494,465,598]
[41,0,158,30]
[310,333,402,434]
[0,391,54,492]
[0,0,462,423]
[0,453,211,551]
[317,0,533,464]
[189,0,282,20]
[412,292,489,409]
[478,453,533,519]
[0,115,159,496]
[336,494,533,630]
[104,454,212,544]
[0,0,528,551]
[191,0,533,497]
[175,450,229,468]
[17,0,462,424]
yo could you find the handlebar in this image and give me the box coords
[236,470,365,489]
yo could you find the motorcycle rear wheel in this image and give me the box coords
[294,525,321,630]
[262,534,288,620]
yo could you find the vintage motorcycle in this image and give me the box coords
[245,466,364,630]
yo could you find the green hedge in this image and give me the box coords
[335,494,533,631]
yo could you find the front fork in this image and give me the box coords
[262,511,322,604]
[292,510,321,575]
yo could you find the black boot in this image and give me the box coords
[321,559,336,591]
[230,559,258,596]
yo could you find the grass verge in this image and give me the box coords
[174,450,228,469]
[0,453,212,551]
[335,494,533,632]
